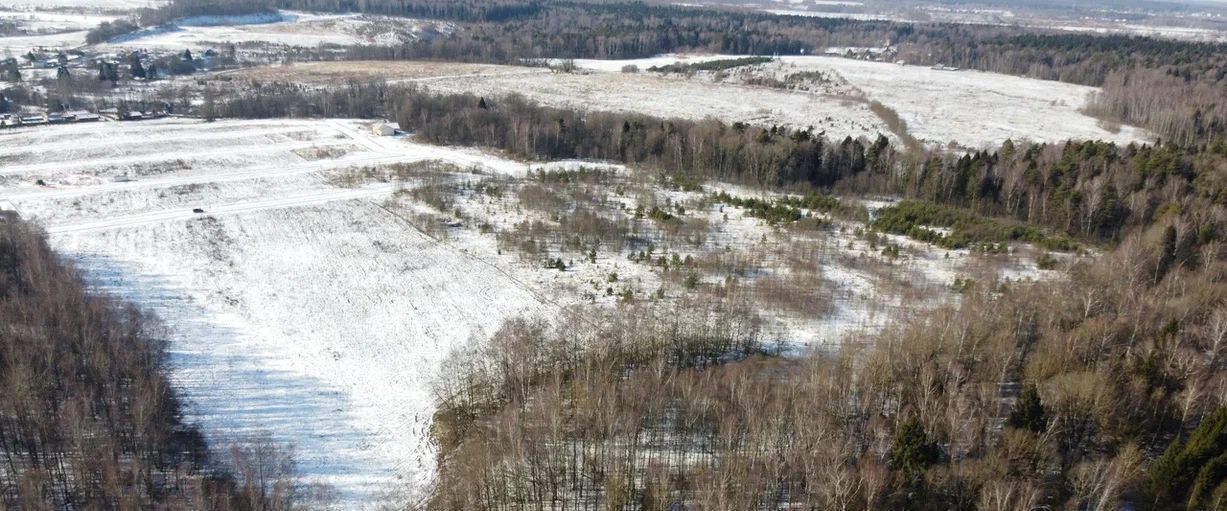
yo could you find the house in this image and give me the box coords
[372,123,397,136]
[19,113,47,126]
[0,201,18,223]
[66,110,100,122]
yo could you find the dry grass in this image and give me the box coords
[293,145,353,161]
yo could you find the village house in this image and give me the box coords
[372,122,397,136]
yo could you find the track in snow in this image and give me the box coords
[45,184,397,234]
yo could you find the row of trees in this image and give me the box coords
[395,90,896,188]
[1086,63,1227,147]
[0,221,299,509]
[369,91,1189,248]
[215,80,1227,253]
[215,83,1217,251]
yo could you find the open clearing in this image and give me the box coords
[225,60,888,142]
[102,10,452,49]
[2,0,160,10]
[2,118,557,507]
[226,56,1147,149]
[1,118,1066,506]
[572,55,1149,148]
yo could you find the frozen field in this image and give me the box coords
[0,8,122,53]
[0,29,86,53]
[572,55,1149,148]
[2,118,559,507]
[230,61,891,142]
[234,56,1147,149]
[1,0,160,9]
[103,11,452,49]
[777,56,1148,148]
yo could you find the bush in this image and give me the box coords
[873,200,1078,252]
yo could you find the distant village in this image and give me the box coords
[1,45,235,129]
[820,43,962,71]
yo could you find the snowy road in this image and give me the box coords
[0,139,352,176]
[44,185,398,234]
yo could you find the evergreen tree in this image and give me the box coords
[1146,406,1227,510]
[889,418,940,476]
[129,53,146,79]
[1007,384,1047,433]
[1,59,19,82]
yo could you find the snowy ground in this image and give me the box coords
[0,28,86,53]
[101,10,452,49]
[0,9,117,34]
[570,55,1150,149]
[2,118,558,507]
[776,56,1148,148]
[0,117,1070,506]
[0,7,121,54]
[230,56,1147,150]
[228,61,890,143]
[1,0,160,10]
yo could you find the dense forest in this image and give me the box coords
[0,220,297,509]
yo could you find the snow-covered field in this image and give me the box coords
[2,118,561,507]
[0,9,117,33]
[235,56,1147,150]
[0,8,121,53]
[1,0,159,9]
[0,28,86,53]
[571,55,1149,148]
[230,61,891,142]
[414,68,887,142]
[777,56,1148,148]
[102,10,452,49]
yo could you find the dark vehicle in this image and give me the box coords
[192,208,205,214]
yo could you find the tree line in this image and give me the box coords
[0,220,299,509]
[1086,60,1227,147]
[216,83,1216,252]
[395,90,896,188]
[132,0,1226,83]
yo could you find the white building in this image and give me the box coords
[372,123,396,136]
